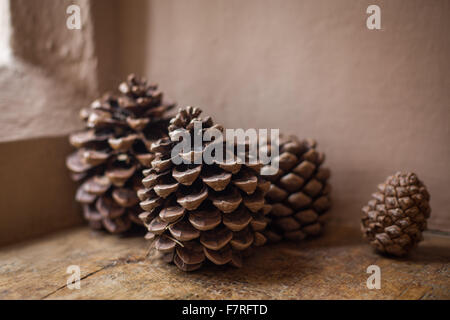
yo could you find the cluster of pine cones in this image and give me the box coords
[67,74,431,271]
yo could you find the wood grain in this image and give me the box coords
[0,224,448,299]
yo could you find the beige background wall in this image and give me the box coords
[0,0,448,245]
[116,0,450,230]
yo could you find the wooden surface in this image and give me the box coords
[0,224,448,300]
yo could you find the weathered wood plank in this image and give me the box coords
[0,225,448,299]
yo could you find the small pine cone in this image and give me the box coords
[66,74,175,233]
[138,107,271,271]
[261,135,331,242]
[361,172,431,256]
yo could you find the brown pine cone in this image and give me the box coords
[66,74,175,233]
[138,107,271,271]
[261,135,331,242]
[361,172,431,256]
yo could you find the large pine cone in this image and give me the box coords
[261,135,331,242]
[66,74,175,233]
[138,107,271,271]
[361,172,431,256]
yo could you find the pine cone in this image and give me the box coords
[66,74,175,233]
[361,172,431,256]
[261,135,331,242]
[138,107,271,271]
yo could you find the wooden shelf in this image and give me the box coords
[0,224,448,299]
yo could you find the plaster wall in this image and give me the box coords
[118,0,450,230]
